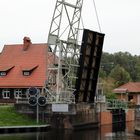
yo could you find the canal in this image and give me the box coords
[0,122,139,140]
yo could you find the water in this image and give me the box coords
[0,122,139,140]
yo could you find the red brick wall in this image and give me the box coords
[100,111,112,125]
[126,109,135,121]
[100,109,134,125]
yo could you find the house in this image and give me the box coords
[0,37,55,103]
[113,82,140,105]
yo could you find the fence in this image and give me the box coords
[106,99,128,109]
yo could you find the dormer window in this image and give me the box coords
[0,66,14,77]
[22,65,38,76]
[23,71,30,76]
[0,72,7,76]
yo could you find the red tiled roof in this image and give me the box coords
[21,65,38,71]
[113,82,140,93]
[0,65,14,71]
[0,43,48,88]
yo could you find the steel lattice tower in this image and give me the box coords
[47,0,83,103]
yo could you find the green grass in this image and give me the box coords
[0,106,38,126]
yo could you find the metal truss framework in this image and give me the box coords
[47,0,83,103]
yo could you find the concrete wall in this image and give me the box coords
[15,103,99,129]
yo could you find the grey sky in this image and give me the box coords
[0,0,140,55]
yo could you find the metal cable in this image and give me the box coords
[81,16,85,29]
[92,0,102,32]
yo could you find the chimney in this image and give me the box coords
[23,37,32,51]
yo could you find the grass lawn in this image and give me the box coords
[0,105,38,126]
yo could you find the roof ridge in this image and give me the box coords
[5,43,47,46]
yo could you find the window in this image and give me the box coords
[14,89,22,99]
[2,89,10,99]
[0,66,14,77]
[22,65,38,76]
[23,71,30,76]
[98,89,102,95]
[0,72,6,76]
[128,95,133,101]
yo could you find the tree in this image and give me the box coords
[99,51,140,99]
[134,55,140,81]
[109,65,131,86]
[101,77,116,99]
[100,52,114,75]
[99,68,107,78]
[100,51,140,81]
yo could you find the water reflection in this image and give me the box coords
[0,122,139,140]
[0,129,99,140]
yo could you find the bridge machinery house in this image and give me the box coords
[0,37,51,103]
[113,82,140,105]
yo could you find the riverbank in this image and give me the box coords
[0,105,51,133]
[0,124,51,134]
[0,105,38,126]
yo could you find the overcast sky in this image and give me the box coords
[0,0,139,55]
